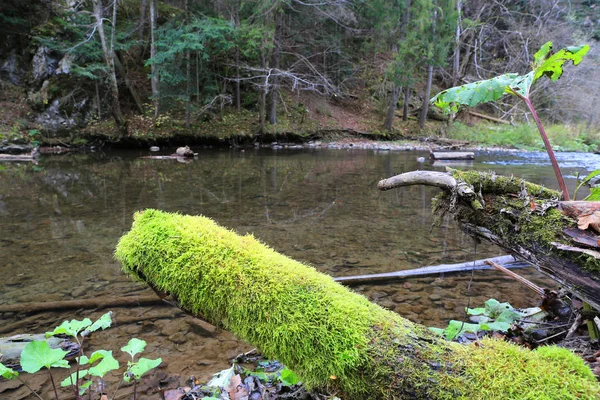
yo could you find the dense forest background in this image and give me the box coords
[0,0,599,144]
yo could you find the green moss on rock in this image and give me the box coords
[115,209,600,399]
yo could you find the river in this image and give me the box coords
[0,147,597,398]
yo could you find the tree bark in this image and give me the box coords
[267,10,283,125]
[384,85,401,131]
[185,0,191,129]
[451,0,462,87]
[115,209,600,399]
[149,0,159,121]
[92,0,126,136]
[378,170,600,311]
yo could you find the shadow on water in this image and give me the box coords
[0,148,592,398]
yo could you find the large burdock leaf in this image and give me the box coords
[430,41,589,114]
[121,338,146,359]
[578,211,600,233]
[20,341,69,373]
[124,357,162,382]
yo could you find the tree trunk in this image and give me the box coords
[384,85,401,131]
[150,0,159,121]
[92,0,126,136]
[234,0,241,111]
[419,63,433,129]
[378,170,600,311]
[185,0,191,129]
[114,51,144,114]
[115,209,600,400]
[138,0,148,60]
[268,10,283,125]
[403,86,410,121]
[451,0,462,87]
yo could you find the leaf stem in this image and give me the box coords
[48,369,60,400]
[511,89,570,199]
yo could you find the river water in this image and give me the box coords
[0,147,597,398]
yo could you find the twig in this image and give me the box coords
[484,260,545,296]
[565,313,584,340]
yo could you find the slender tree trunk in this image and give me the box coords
[114,51,144,114]
[419,64,433,129]
[419,9,437,129]
[92,0,126,136]
[185,0,191,128]
[452,0,462,86]
[139,0,148,60]
[268,10,283,125]
[403,87,410,121]
[384,85,401,131]
[234,0,241,111]
[150,0,159,121]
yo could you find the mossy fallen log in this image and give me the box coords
[115,209,600,400]
[378,170,600,311]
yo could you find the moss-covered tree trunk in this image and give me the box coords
[378,170,600,311]
[115,209,599,400]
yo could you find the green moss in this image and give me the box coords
[451,170,560,199]
[115,210,600,399]
[443,338,599,400]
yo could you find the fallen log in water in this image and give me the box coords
[334,255,528,285]
[115,209,599,399]
[378,169,600,311]
[430,151,474,160]
[0,334,80,370]
[0,295,165,314]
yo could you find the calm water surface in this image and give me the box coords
[0,148,597,397]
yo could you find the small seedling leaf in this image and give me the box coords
[20,341,69,373]
[46,318,92,338]
[466,307,486,316]
[88,350,119,377]
[206,365,235,388]
[61,369,89,387]
[121,338,147,359]
[88,312,113,334]
[125,357,162,382]
[279,367,300,386]
[79,380,92,395]
[0,363,18,379]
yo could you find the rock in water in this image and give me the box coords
[175,146,194,157]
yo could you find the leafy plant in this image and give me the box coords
[0,312,162,400]
[430,299,530,341]
[574,169,600,201]
[431,41,590,200]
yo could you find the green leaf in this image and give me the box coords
[88,350,119,377]
[79,380,93,395]
[46,318,92,338]
[429,327,445,336]
[482,321,512,332]
[121,338,146,359]
[495,309,521,324]
[87,312,113,334]
[585,188,600,201]
[0,363,18,379]
[60,369,89,387]
[20,341,69,374]
[431,74,518,113]
[279,367,300,386]
[124,357,162,382]
[484,298,513,318]
[533,42,590,82]
[466,307,486,316]
[444,320,482,341]
[206,365,235,388]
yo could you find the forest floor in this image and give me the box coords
[1,85,600,154]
